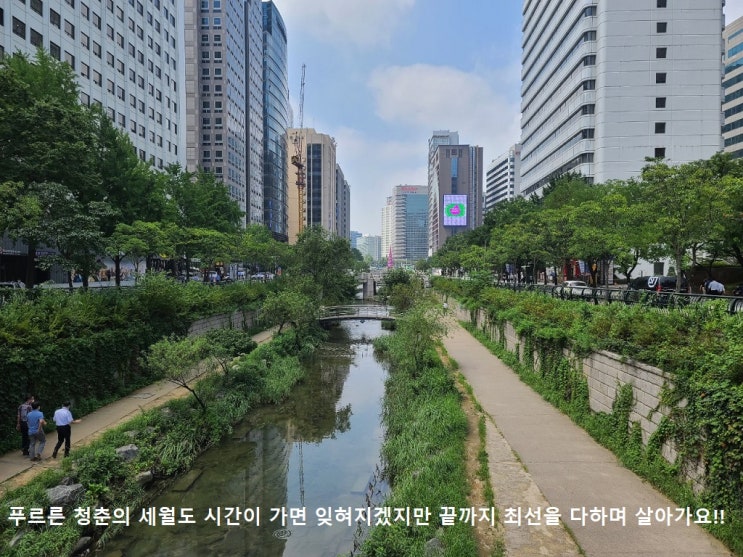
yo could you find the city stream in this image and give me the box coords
[100,320,389,556]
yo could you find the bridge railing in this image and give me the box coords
[318,305,392,320]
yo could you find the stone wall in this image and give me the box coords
[454,304,675,454]
[187,309,259,336]
[450,300,705,489]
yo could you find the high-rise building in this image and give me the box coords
[381,196,393,264]
[1,1,184,169]
[485,144,521,213]
[184,0,249,222]
[724,16,743,158]
[428,132,483,255]
[286,128,338,242]
[245,0,264,225]
[262,0,289,241]
[357,234,382,262]
[386,185,428,264]
[335,165,351,240]
[350,231,362,250]
[519,1,724,197]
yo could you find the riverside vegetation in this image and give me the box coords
[363,300,483,556]
[0,291,325,556]
[436,276,743,555]
[0,272,270,455]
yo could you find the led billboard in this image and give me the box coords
[443,194,467,226]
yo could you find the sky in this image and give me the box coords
[272,0,743,237]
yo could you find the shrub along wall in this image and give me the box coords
[0,274,267,454]
[0,326,322,557]
[435,277,743,554]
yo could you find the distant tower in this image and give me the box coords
[388,185,428,264]
[286,128,338,242]
[427,132,483,255]
[485,144,521,213]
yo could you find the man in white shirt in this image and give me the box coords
[707,279,725,295]
[52,402,81,459]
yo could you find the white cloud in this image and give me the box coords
[275,0,415,48]
[368,64,521,163]
[330,127,428,235]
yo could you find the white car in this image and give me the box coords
[562,280,590,296]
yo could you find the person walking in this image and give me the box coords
[52,402,81,459]
[16,394,34,456]
[27,401,46,462]
[707,278,725,295]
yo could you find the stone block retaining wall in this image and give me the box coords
[188,309,259,336]
[453,303,699,483]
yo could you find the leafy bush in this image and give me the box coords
[0,277,265,454]
[442,278,743,555]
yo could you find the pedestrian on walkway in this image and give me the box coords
[52,402,81,458]
[27,401,46,462]
[16,394,34,456]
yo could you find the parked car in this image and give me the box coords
[250,272,275,281]
[628,275,689,293]
[564,280,587,288]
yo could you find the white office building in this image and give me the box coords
[519,1,724,197]
[1,1,185,169]
[485,144,521,213]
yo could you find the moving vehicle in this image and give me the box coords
[628,275,689,293]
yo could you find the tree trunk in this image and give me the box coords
[24,242,36,288]
[114,255,122,287]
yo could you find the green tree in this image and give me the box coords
[238,224,288,274]
[641,160,730,291]
[144,335,210,411]
[261,288,317,334]
[393,302,447,378]
[381,267,413,297]
[289,226,357,304]
[160,165,243,233]
[96,114,163,284]
[0,50,100,286]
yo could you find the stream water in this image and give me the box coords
[100,320,389,557]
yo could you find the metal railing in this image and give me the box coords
[496,283,743,315]
[318,305,393,321]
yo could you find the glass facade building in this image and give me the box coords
[245,0,264,225]
[261,0,289,241]
[724,16,743,158]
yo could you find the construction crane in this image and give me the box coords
[291,64,306,234]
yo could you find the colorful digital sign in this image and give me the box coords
[443,195,467,226]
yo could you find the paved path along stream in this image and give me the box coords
[442,304,732,557]
[0,328,277,494]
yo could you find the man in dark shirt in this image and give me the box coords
[16,394,34,456]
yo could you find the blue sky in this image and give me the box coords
[273,0,743,237]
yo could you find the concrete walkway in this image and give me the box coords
[442,308,733,557]
[0,328,277,494]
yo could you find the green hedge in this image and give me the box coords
[0,274,266,454]
[0,325,323,557]
[364,306,477,556]
[435,278,743,555]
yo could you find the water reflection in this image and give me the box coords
[101,320,388,557]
